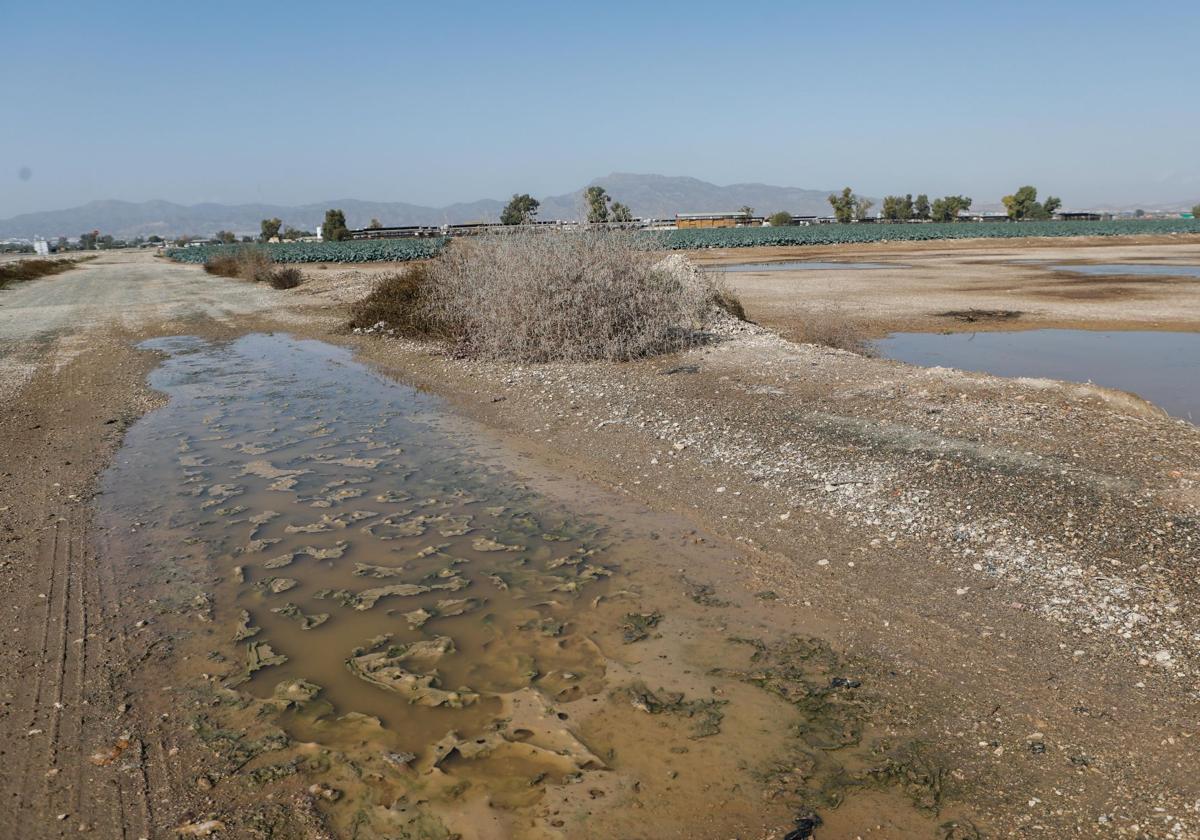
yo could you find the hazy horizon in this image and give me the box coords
[4,0,1199,218]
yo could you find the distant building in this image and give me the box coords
[1054,211,1103,221]
[967,213,1011,222]
[676,212,757,229]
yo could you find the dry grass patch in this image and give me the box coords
[203,247,302,289]
[0,257,91,290]
[791,308,875,355]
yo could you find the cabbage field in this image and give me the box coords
[653,218,1200,250]
[166,219,1200,264]
[166,238,447,264]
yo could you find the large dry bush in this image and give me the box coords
[417,231,733,362]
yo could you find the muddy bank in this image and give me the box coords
[336,319,1200,837]
[93,332,964,839]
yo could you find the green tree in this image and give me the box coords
[914,194,931,220]
[500,193,540,225]
[827,187,857,223]
[1134,208,1146,218]
[1001,186,1059,220]
[854,196,874,220]
[585,186,610,223]
[739,205,755,218]
[322,209,349,241]
[214,230,237,244]
[282,226,314,240]
[79,231,98,249]
[147,234,163,244]
[881,194,914,221]
[1192,204,1200,218]
[260,218,282,242]
[768,211,793,227]
[610,202,634,223]
[931,195,972,222]
[368,218,382,229]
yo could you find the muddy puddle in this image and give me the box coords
[878,329,1200,422]
[717,261,893,272]
[96,333,963,838]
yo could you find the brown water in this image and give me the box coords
[97,334,957,839]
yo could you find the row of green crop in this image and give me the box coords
[652,218,1200,249]
[166,220,1200,264]
[165,238,447,264]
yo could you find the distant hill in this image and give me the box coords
[0,174,844,239]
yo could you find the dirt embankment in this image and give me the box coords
[1,245,1199,837]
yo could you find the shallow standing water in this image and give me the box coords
[96,333,948,838]
[878,329,1200,422]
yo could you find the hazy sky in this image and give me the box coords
[3,0,1198,217]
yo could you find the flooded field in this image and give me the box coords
[95,333,955,838]
[878,329,1200,422]
[717,261,894,272]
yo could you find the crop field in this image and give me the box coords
[165,238,447,264]
[165,220,1200,265]
[654,218,1200,249]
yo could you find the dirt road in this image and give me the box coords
[0,252,299,401]
[2,243,1199,838]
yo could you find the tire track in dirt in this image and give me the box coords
[0,334,163,839]
[0,252,295,838]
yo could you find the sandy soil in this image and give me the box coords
[1,242,1199,838]
[689,235,1200,338]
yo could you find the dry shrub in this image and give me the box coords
[348,264,444,337]
[268,267,302,289]
[202,253,241,278]
[418,231,734,362]
[202,247,274,282]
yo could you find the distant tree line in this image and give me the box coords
[804,184,1066,225]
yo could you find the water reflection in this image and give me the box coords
[878,329,1200,422]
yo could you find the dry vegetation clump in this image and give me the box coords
[268,266,302,289]
[366,231,736,362]
[347,264,446,337]
[203,248,301,289]
[0,257,89,290]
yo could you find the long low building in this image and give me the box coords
[676,212,759,229]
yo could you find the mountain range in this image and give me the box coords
[0,174,840,239]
